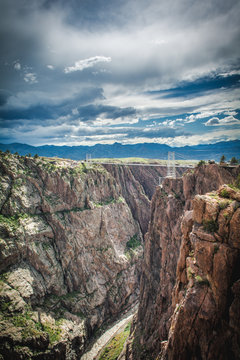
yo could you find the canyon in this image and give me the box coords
[0,152,239,359]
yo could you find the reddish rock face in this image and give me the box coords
[128,164,240,360]
[162,188,240,360]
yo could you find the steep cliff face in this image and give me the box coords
[128,164,240,360]
[103,164,186,234]
[160,185,240,360]
[0,153,143,359]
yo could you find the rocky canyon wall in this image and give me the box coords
[0,153,148,359]
[103,164,186,234]
[127,164,240,360]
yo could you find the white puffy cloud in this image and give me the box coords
[23,73,38,84]
[205,115,240,126]
[14,62,21,71]
[64,56,112,73]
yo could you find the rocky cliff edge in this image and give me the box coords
[127,164,240,360]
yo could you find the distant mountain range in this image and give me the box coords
[0,140,239,161]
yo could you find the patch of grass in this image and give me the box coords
[219,200,230,209]
[0,214,19,231]
[12,178,23,189]
[208,193,218,199]
[124,234,142,262]
[195,275,209,286]
[0,301,11,312]
[116,196,125,204]
[93,197,119,207]
[12,313,31,327]
[126,234,141,250]
[203,219,218,233]
[0,213,32,232]
[223,212,231,221]
[219,189,230,198]
[189,250,194,257]
[0,273,8,282]
[187,267,194,279]
[42,242,51,250]
[99,322,131,360]
[42,322,62,344]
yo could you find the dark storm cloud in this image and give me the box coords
[0,100,136,126]
[75,105,136,123]
[0,90,12,106]
[147,74,240,100]
[0,87,105,121]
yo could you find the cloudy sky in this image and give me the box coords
[0,0,240,147]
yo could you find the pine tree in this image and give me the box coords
[220,155,226,163]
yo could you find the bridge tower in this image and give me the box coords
[86,154,91,162]
[167,151,176,178]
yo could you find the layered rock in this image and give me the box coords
[0,153,143,359]
[127,164,240,360]
[161,186,240,359]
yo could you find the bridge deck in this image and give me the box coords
[88,161,194,168]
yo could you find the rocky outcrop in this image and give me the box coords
[0,153,143,359]
[127,164,240,360]
[161,186,240,359]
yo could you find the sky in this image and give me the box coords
[0,0,240,147]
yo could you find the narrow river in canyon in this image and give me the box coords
[81,304,138,360]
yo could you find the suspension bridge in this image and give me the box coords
[85,151,195,181]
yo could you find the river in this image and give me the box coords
[81,304,138,360]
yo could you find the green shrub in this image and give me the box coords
[187,267,194,279]
[219,200,229,210]
[117,196,124,203]
[0,214,19,231]
[42,322,62,344]
[42,242,51,250]
[223,212,231,221]
[203,219,218,233]
[220,155,226,163]
[0,301,11,312]
[197,160,206,167]
[126,234,141,250]
[230,156,238,165]
[220,189,230,198]
[195,275,209,286]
